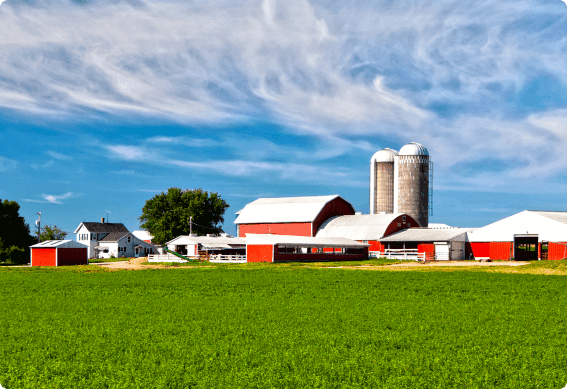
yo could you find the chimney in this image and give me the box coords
[101,217,105,223]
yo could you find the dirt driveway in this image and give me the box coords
[91,258,531,271]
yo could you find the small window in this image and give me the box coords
[127,236,131,243]
[402,216,406,222]
[397,223,402,227]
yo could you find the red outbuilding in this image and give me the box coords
[246,234,369,263]
[30,240,89,267]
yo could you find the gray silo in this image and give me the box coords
[394,142,430,227]
[369,148,398,214]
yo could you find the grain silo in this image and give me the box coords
[394,142,430,227]
[370,148,398,214]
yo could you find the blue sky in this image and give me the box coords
[2,0,567,237]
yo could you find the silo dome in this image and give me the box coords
[399,142,429,156]
[370,148,398,163]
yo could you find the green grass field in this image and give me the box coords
[1,265,566,388]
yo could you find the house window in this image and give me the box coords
[127,236,131,243]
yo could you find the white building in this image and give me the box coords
[166,235,246,257]
[96,231,156,259]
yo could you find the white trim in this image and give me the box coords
[55,247,58,267]
[30,249,32,267]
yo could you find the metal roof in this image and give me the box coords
[370,148,398,163]
[530,211,567,225]
[246,234,369,248]
[166,235,246,246]
[399,142,429,156]
[31,240,88,248]
[380,228,475,242]
[234,195,343,224]
[315,214,406,240]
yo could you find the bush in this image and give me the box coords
[0,246,28,264]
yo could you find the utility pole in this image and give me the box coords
[35,212,41,243]
[189,216,193,235]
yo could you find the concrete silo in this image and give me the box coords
[370,148,398,214]
[394,142,430,227]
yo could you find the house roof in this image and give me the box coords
[380,228,475,242]
[74,222,129,234]
[234,195,345,224]
[31,240,88,248]
[99,231,130,242]
[315,214,409,240]
[246,233,369,248]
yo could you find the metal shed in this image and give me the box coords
[30,240,89,267]
[379,228,474,260]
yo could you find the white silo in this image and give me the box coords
[370,148,398,214]
[394,142,430,227]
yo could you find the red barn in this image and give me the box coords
[30,240,89,267]
[234,195,355,237]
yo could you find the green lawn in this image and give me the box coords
[0,266,566,388]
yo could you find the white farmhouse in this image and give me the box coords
[74,218,155,259]
[96,231,155,259]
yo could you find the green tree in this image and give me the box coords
[139,188,229,245]
[40,225,67,241]
[0,199,35,264]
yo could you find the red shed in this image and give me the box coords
[234,195,355,237]
[30,240,89,267]
[246,233,369,263]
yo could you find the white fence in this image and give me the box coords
[209,254,247,264]
[147,253,189,263]
[370,249,426,262]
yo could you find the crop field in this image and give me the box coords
[1,265,567,388]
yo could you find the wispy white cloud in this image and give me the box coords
[23,192,74,204]
[3,0,567,193]
[31,160,55,169]
[43,192,73,204]
[0,156,16,171]
[47,151,72,160]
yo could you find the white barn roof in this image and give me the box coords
[380,228,474,242]
[315,214,406,240]
[234,195,343,224]
[468,210,567,242]
[31,240,88,248]
[166,235,246,246]
[246,234,369,248]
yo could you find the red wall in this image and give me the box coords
[490,242,512,260]
[382,215,420,237]
[548,242,567,260]
[368,241,382,252]
[312,197,355,235]
[418,244,435,261]
[58,248,88,266]
[239,223,312,238]
[31,248,56,266]
[247,244,273,262]
[470,242,490,258]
